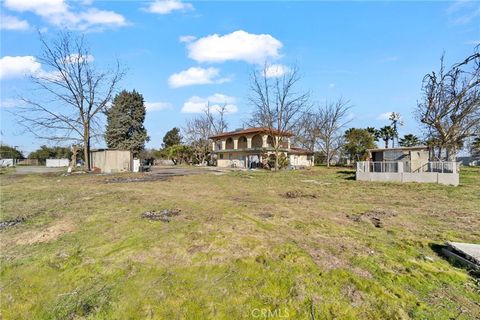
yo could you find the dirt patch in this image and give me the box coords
[258,212,274,219]
[283,191,317,199]
[16,219,75,245]
[105,174,170,183]
[342,284,364,307]
[347,208,398,228]
[300,180,332,186]
[141,209,181,223]
[0,217,26,230]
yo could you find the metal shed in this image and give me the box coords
[89,149,132,173]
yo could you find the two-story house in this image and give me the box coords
[208,127,314,168]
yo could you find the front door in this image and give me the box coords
[248,155,260,168]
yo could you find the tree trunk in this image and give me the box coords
[83,125,91,171]
[446,146,457,161]
[69,145,79,172]
[274,149,279,171]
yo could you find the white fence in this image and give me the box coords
[356,161,459,186]
[0,159,15,167]
[46,158,70,167]
[357,161,457,174]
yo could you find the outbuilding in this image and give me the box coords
[89,149,133,173]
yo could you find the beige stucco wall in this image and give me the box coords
[217,152,247,168]
[90,150,132,173]
[356,171,459,186]
[409,150,430,172]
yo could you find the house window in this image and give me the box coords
[228,153,233,160]
[219,154,224,160]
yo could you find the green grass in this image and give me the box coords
[1,166,479,319]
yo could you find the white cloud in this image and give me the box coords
[179,35,196,43]
[187,30,283,64]
[0,14,30,30]
[0,55,74,81]
[145,101,173,111]
[78,8,126,28]
[182,93,237,113]
[328,83,336,89]
[446,0,480,25]
[146,0,194,14]
[5,0,68,16]
[4,0,127,31]
[377,112,393,121]
[168,67,231,88]
[60,54,95,64]
[0,98,25,108]
[265,64,289,78]
[0,56,42,80]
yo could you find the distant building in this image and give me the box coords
[209,127,314,168]
[457,156,480,166]
[356,146,459,186]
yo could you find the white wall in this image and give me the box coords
[0,159,15,167]
[46,158,70,167]
[356,172,459,186]
[289,154,314,167]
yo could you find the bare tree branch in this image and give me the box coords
[247,63,310,170]
[416,46,480,160]
[12,32,125,170]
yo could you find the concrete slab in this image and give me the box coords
[13,166,65,175]
[446,242,480,266]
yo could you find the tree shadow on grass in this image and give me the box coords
[429,243,480,278]
[336,170,356,181]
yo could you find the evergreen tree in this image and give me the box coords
[105,90,149,157]
[343,128,377,161]
[0,145,24,159]
[162,127,182,148]
[28,145,72,160]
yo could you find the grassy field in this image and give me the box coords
[1,166,479,319]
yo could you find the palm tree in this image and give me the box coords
[388,112,403,147]
[378,126,395,148]
[366,127,380,142]
[399,134,421,147]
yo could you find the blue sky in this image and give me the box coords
[0,0,479,154]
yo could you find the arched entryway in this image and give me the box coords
[238,136,247,149]
[225,137,234,149]
[252,134,262,148]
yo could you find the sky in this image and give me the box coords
[0,0,479,155]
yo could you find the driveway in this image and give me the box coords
[149,166,229,177]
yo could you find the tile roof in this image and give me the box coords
[209,127,294,139]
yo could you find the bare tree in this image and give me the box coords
[14,32,124,170]
[248,64,310,170]
[416,47,480,161]
[316,98,351,167]
[293,111,321,152]
[184,103,228,164]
